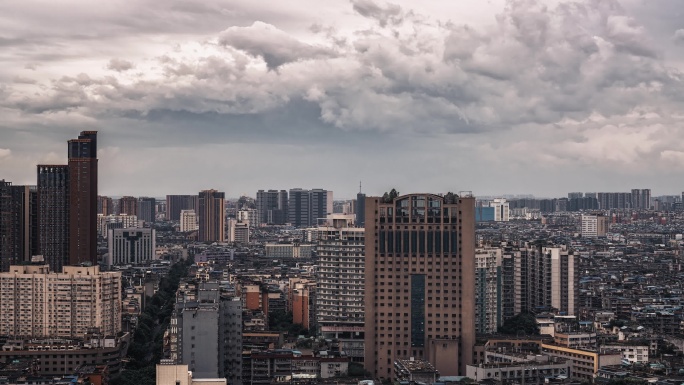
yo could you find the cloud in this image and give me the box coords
[107,58,134,72]
[674,29,684,45]
[2,0,684,196]
[0,149,10,159]
[351,0,404,27]
[218,21,333,69]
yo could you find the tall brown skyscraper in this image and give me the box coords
[68,131,98,266]
[119,196,138,216]
[98,195,113,216]
[198,189,225,242]
[364,193,475,379]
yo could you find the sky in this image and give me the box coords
[1,0,684,199]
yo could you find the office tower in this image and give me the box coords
[68,131,98,266]
[97,195,113,216]
[567,192,583,200]
[288,188,311,227]
[311,189,329,225]
[489,198,510,221]
[316,221,365,362]
[581,215,608,238]
[0,264,121,338]
[364,193,475,378]
[170,282,242,382]
[0,182,38,271]
[37,165,70,272]
[180,210,198,232]
[107,228,156,265]
[475,246,503,334]
[198,189,225,242]
[166,195,199,221]
[119,196,138,216]
[97,214,140,237]
[356,192,366,227]
[138,197,156,223]
[256,189,288,225]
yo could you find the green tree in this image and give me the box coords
[498,313,540,335]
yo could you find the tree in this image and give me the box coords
[382,189,400,203]
[498,313,540,335]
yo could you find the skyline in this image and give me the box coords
[2,0,684,198]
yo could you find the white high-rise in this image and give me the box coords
[581,214,608,238]
[489,198,510,221]
[316,218,365,362]
[180,210,198,232]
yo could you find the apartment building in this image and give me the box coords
[0,265,121,338]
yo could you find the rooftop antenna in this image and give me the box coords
[359,181,362,194]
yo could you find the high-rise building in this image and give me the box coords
[0,264,121,338]
[97,195,113,216]
[198,190,225,242]
[475,246,503,334]
[180,210,198,232]
[138,197,156,223]
[364,193,475,378]
[288,188,311,227]
[0,181,38,271]
[356,192,366,227]
[37,165,70,272]
[68,131,98,267]
[316,221,365,362]
[255,190,288,225]
[489,198,510,221]
[311,189,330,225]
[567,192,583,200]
[166,195,199,221]
[107,228,156,266]
[118,196,138,216]
[170,282,242,383]
[499,242,578,319]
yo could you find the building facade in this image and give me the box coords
[37,165,70,272]
[180,210,198,232]
[581,215,608,238]
[166,195,198,221]
[118,196,138,216]
[198,190,225,243]
[0,182,38,271]
[475,246,503,334]
[138,197,157,223]
[256,190,288,225]
[68,131,98,266]
[0,265,121,338]
[364,193,476,378]
[316,225,365,362]
[97,214,140,237]
[107,228,156,265]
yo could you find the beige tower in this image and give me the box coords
[364,193,475,379]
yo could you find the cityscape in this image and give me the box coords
[3,1,684,385]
